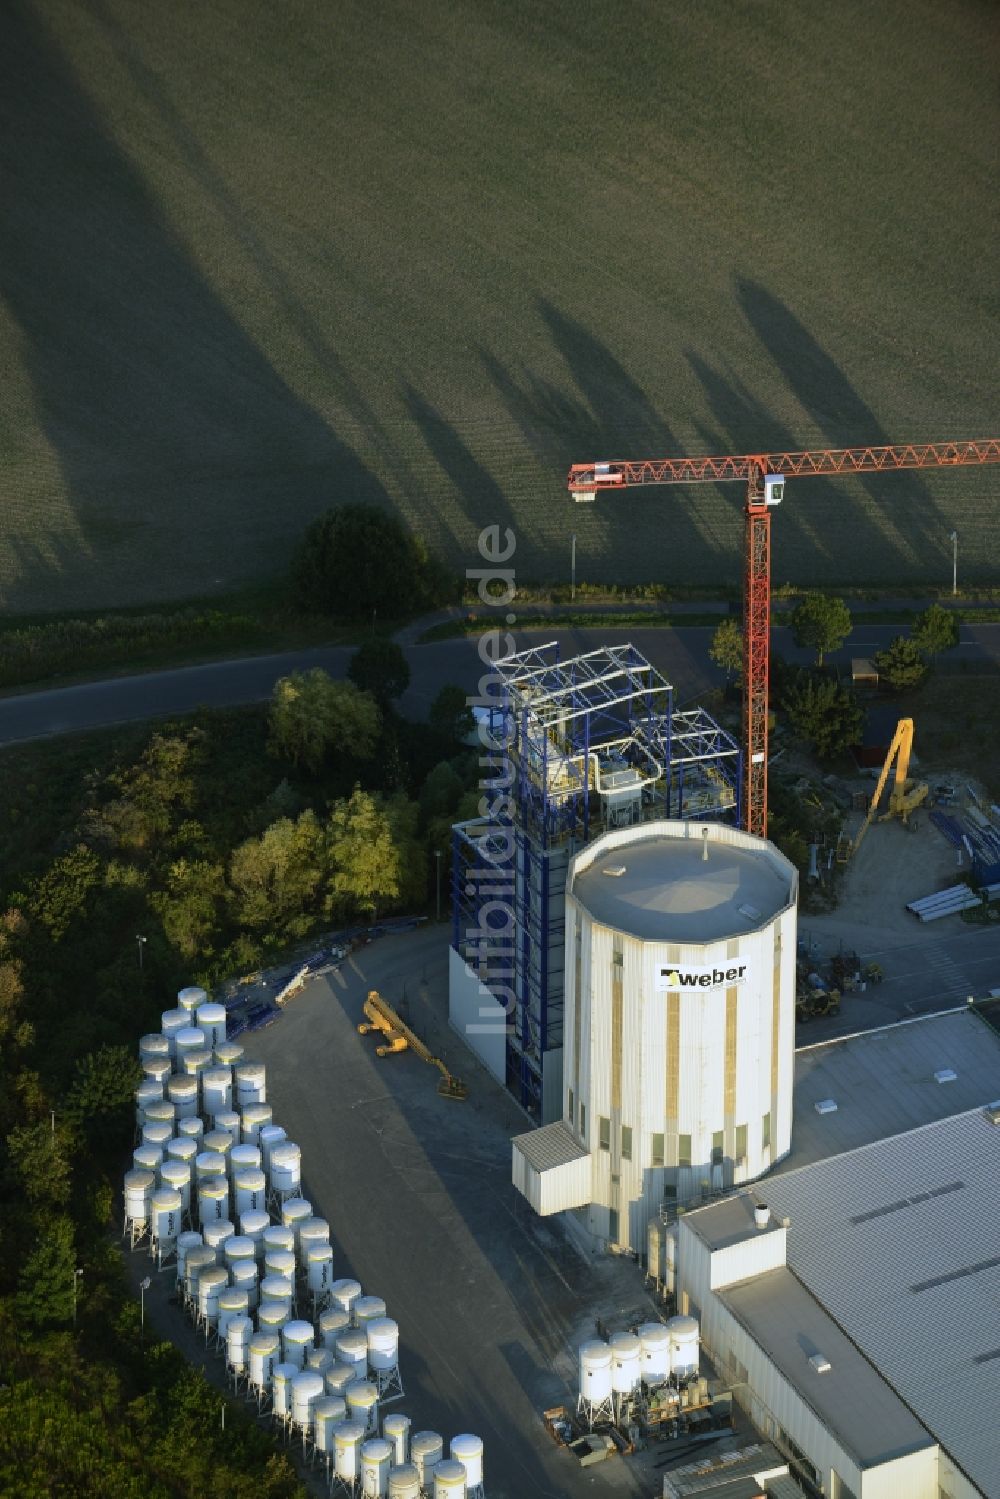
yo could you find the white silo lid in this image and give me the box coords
[203,1218,235,1251]
[263,1224,296,1254]
[280,1196,313,1229]
[432,1459,468,1494]
[450,1434,484,1486]
[324,1363,355,1397]
[160,1007,188,1036]
[306,1347,335,1376]
[141,1121,172,1149]
[166,1135,198,1164]
[336,1329,368,1364]
[182,1048,213,1078]
[177,1117,204,1141]
[214,1041,244,1066]
[354,1294,386,1325]
[133,1145,162,1172]
[230,1144,261,1173]
[579,1339,612,1367]
[139,1033,170,1058]
[203,1129,232,1157]
[388,1464,421,1498]
[175,1025,205,1051]
[141,1058,172,1086]
[213,1111,240,1140]
[177,986,208,1011]
[334,1419,366,1448]
[195,1151,226,1179]
[265,1248,297,1280]
[195,1001,226,1026]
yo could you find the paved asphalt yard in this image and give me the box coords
[243,925,663,1499]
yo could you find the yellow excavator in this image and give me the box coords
[358,990,469,1100]
[837,717,929,862]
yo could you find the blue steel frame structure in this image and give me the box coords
[452,642,740,1118]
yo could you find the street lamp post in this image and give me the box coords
[73,1267,83,1326]
[136,934,147,972]
[435,850,443,923]
[139,1276,151,1346]
[571,533,577,602]
[949,530,958,596]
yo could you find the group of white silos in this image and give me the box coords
[126,984,486,1498]
[577,1316,701,1428]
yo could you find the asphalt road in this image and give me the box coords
[1,621,998,746]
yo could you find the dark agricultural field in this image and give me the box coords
[0,0,997,612]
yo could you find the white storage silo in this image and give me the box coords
[388,1464,421,1499]
[433,1460,468,1497]
[203,1218,234,1254]
[260,1276,294,1319]
[166,1134,198,1167]
[361,1437,393,1497]
[449,1435,484,1494]
[143,1100,175,1134]
[198,1177,229,1227]
[313,1395,347,1458]
[257,1301,288,1337]
[262,1224,295,1256]
[133,1144,162,1173]
[552,820,798,1253]
[383,1412,411,1465]
[135,1079,163,1127]
[184,1245,218,1304]
[141,1121,173,1152]
[268,1142,301,1198]
[345,1379,379,1434]
[124,1168,155,1226]
[334,1421,366,1486]
[325,1363,355,1400]
[160,1008,188,1053]
[203,1130,233,1168]
[177,985,208,1012]
[229,1143,261,1176]
[258,1124,287,1175]
[578,1341,612,1403]
[307,1244,334,1298]
[638,1323,671,1383]
[230,1256,259,1311]
[240,1102,272,1142]
[142,1057,172,1088]
[336,1329,368,1372]
[176,1230,203,1285]
[197,1264,228,1327]
[225,1313,253,1376]
[159,1158,192,1217]
[139,1032,171,1065]
[331,1278,362,1319]
[667,1315,700,1379]
[167,1075,199,1121]
[290,1370,324,1433]
[150,1187,182,1247]
[174,1026,206,1066]
[214,1040,244,1068]
[240,1210,270,1258]
[181,1048,212,1084]
[280,1196,313,1238]
[194,1001,226,1048]
[195,1150,226,1184]
[411,1431,445,1482]
[235,1062,266,1107]
[248,1331,281,1398]
[217,1288,250,1340]
[306,1347,335,1378]
[281,1320,314,1369]
[610,1333,642,1403]
[176,1116,204,1143]
[223,1235,255,1273]
[353,1294,386,1329]
[367,1318,399,1374]
[320,1307,351,1348]
[271,1362,298,1422]
[235,1168,267,1217]
[201,1067,232,1119]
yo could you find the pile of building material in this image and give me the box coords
[906,884,982,922]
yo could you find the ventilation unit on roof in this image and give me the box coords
[809,1353,832,1374]
[934,1068,957,1084]
[984,1101,1000,1126]
[603,865,627,878]
[738,903,761,922]
[815,1099,838,1115]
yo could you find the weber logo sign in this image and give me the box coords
[656,962,748,992]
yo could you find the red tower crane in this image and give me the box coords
[568,439,1000,839]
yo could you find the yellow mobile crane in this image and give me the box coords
[358,990,469,1100]
[838,717,929,861]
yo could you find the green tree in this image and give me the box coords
[873,635,930,691]
[782,673,863,759]
[5,1119,72,1207]
[23,844,101,941]
[789,592,852,666]
[268,670,380,771]
[291,503,458,618]
[64,1045,143,1134]
[347,638,411,704]
[708,617,743,682]
[325,787,400,918]
[912,603,960,660]
[152,858,227,960]
[14,1214,77,1328]
[84,731,202,850]
[229,811,326,936]
[428,684,475,742]
[419,761,464,824]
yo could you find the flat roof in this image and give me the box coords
[694,1107,1000,1497]
[784,1007,1000,1173]
[719,1268,933,1470]
[684,1193,783,1254]
[571,835,793,942]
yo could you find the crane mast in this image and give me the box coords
[568,439,1000,838]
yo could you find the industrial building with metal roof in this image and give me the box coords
[679,1101,1000,1499]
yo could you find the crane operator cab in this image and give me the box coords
[764,474,784,505]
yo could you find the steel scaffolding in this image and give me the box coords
[452,642,740,1119]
